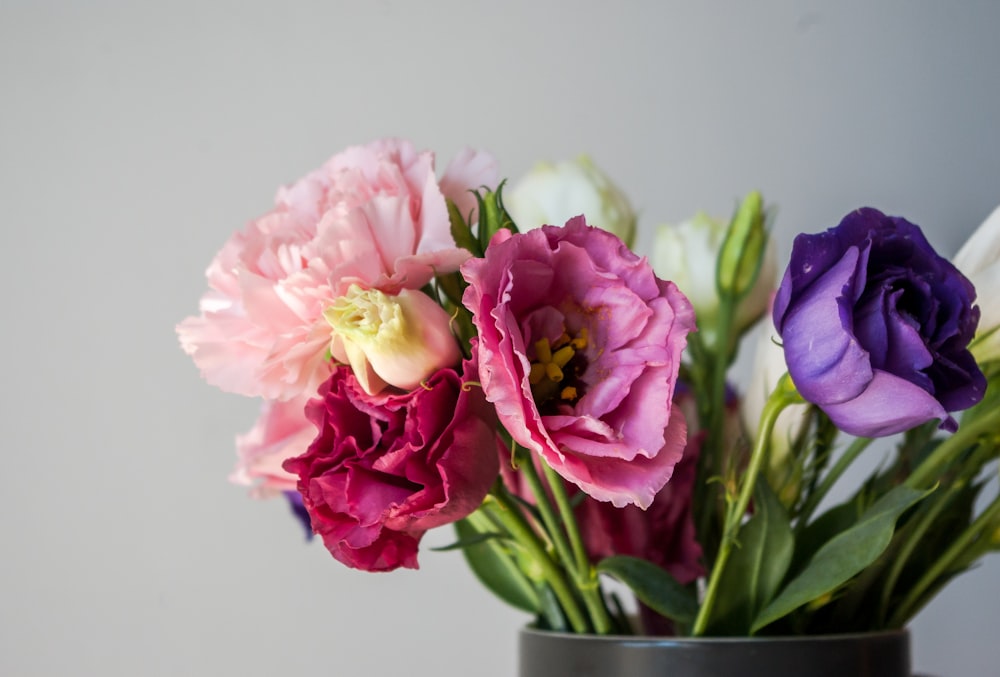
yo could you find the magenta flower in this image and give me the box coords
[773,208,986,437]
[577,435,704,584]
[177,139,496,402]
[281,355,499,572]
[461,217,696,509]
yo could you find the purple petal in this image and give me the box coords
[781,246,873,404]
[821,370,951,437]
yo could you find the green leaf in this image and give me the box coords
[705,478,794,634]
[477,181,516,251]
[436,271,467,308]
[536,583,569,632]
[752,485,930,632]
[597,555,698,624]
[792,501,861,575]
[454,516,540,615]
[448,198,481,256]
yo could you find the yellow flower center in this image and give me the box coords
[528,328,589,404]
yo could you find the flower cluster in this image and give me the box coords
[179,138,999,638]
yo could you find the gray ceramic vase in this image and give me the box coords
[519,627,912,677]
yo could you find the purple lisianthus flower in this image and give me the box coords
[773,208,986,437]
[283,490,313,540]
[461,216,696,509]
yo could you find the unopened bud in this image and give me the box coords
[717,191,768,301]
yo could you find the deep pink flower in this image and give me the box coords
[461,216,696,509]
[177,139,496,402]
[282,354,499,572]
[577,434,704,585]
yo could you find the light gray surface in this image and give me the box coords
[1,2,998,676]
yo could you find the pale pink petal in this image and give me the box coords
[231,395,317,497]
[439,148,499,222]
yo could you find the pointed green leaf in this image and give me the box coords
[477,181,516,251]
[597,555,698,624]
[448,198,481,256]
[455,516,540,614]
[430,530,505,552]
[792,500,860,575]
[752,485,930,632]
[706,478,794,634]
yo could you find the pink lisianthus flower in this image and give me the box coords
[282,352,500,572]
[462,216,696,509]
[230,395,316,497]
[177,138,496,402]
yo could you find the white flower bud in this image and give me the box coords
[506,155,636,247]
[954,204,1000,364]
[652,211,776,348]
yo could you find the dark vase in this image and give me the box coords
[519,627,912,677]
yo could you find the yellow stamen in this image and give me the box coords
[552,345,575,368]
[545,362,564,382]
[534,339,553,364]
[529,363,546,385]
[571,327,589,350]
[560,386,578,401]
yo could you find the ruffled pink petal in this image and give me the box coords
[231,396,316,497]
[439,148,499,222]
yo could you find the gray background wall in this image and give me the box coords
[2,1,998,675]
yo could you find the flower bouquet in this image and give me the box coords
[178,139,999,650]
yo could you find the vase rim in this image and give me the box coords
[520,625,910,644]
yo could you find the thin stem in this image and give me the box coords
[516,447,579,580]
[485,487,592,633]
[541,462,614,634]
[692,375,802,636]
[464,508,557,628]
[906,407,1000,489]
[888,494,1000,627]
[877,439,996,624]
[694,296,736,554]
[797,436,873,529]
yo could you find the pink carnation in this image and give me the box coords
[230,395,316,497]
[461,216,696,509]
[177,139,496,401]
[282,355,500,572]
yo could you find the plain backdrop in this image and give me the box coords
[2,2,999,676]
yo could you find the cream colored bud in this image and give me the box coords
[325,286,460,395]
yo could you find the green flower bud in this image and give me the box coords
[717,191,768,301]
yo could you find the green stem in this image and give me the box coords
[888,494,1000,628]
[906,407,1000,489]
[797,436,873,529]
[692,374,802,636]
[541,462,614,634]
[516,447,579,582]
[485,487,592,633]
[875,483,958,625]
[694,296,737,555]
[878,438,997,624]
